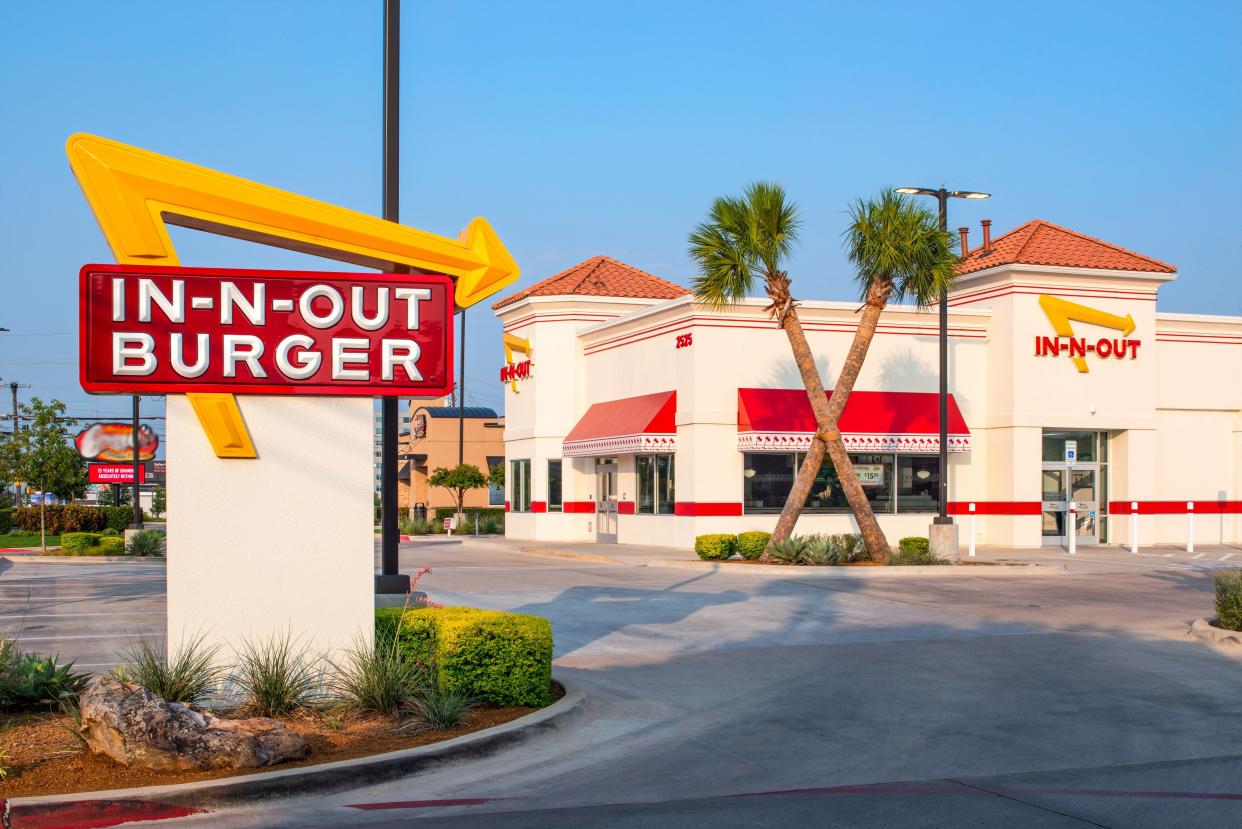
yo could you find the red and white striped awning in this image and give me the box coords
[562,391,677,457]
[737,388,970,454]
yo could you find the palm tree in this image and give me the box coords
[830,190,959,558]
[688,183,832,560]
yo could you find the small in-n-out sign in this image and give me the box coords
[80,265,454,397]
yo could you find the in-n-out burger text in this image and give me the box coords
[80,265,454,396]
[1033,336,1141,360]
[499,360,531,384]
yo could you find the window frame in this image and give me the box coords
[741,451,940,515]
[547,459,563,513]
[637,453,676,515]
[510,459,532,512]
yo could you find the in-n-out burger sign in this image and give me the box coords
[1035,294,1141,374]
[499,360,531,384]
[80,265,453,396]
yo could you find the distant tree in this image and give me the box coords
[0,429,18,507]
[15,399,86,551]
[488,462,504,488]
[429,464,488,517]
[151,485,166,517]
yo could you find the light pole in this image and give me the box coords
[130,394,144,529]
[376,0,410,595]
[894,187,989,527]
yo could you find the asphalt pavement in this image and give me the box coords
[5,539,1242,827]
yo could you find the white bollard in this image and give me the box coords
[1068,504,1076,556]
[1187,502,1195,554]
[1130,502,1139,554]
[968,503,977,558]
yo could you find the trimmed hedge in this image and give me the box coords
[10,505,141,535]
[695,534,736,561]
[898,536,930,556]
[0,508,11,534]
[1214,569,1242,631]
[55,532,127,556]
[377,606,553,707]
[736,531,771,560]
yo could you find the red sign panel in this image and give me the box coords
[80,264,454,397]
[90,463,146,484]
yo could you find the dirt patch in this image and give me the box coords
[1,684,562,798]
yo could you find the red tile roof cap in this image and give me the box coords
[492,255,689,309]
[956,220,1175,276]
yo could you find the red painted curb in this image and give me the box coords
[8,799,205,829]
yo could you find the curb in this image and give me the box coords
[643,559,1067,576]
[0,554,162,565]
[6,677,584,816]
[1188,617,1242,646]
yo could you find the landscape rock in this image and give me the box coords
[78,676,309,771]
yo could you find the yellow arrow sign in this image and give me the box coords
[67,133,520,457]
[1038,294,1136,373]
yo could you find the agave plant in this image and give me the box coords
[1,652,90,707]
[769,536,808,565]
[799,535,838,566]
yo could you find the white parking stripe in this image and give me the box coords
[1193,553,1206,559]
[1222,554,1236,561]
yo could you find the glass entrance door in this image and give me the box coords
[595,458,618,542]
[1041,464,1099,546]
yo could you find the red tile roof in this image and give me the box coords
[491,256,689,309]
[956,220,1176,276]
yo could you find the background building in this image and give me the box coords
[397,403,505,515]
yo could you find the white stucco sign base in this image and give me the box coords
[166,395,374,665]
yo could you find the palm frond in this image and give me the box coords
[844,190,958,307]
[688,181,800,308]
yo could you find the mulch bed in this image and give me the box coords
[1,684,562,799]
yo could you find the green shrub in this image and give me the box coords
[406,686,475,728]
[399,516,440,535]
[126,529,164,557]
[98,536,125,556]
[0,641,89,709]
[433,507,506,525]
[101,528,120,537]
[695,534,737,561]
[888,545,949,566]
[61,532,103,551]
[332,630,428,715]
[736,531,771,560]
[829,533,868,563]
[0,508,11,534]
[14,505,108,535]
[769,536,807,564]
[115,633,225,704]
[899,536,930,556]
[1214,569,1242,631]
[232,631,320,716]
[104,506,138,533]
[379,607,553,707]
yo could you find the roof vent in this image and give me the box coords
[981,219,992,253]
[958,226,970,257]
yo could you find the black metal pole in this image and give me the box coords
[935,188,951,525]
[131,394,144,529]
[376,0,409,594]
[458,310,465,467]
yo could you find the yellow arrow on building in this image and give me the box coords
[1038,294,1136,373]
[67,133,521,457]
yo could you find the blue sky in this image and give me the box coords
[2,0,1239,428]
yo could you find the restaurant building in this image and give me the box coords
[492,221,1242,550]
[397,402,505,515]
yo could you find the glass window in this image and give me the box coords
[744,454,797,512]
[1041,431,1097,463]
[547,460,563,512]
[896,456,940,514]
[510,459,531,512]
[637,454,675,514]
[487,456,505,506]
[742,452,916,514]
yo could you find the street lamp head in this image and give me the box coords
[950,191,991,200]
[894,187,936,196]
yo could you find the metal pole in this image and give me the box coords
[131,394,143,528]
[376,0,409,594]
[458,310,465,467]
[1068,504,1076,556]
[1130,502,1139,553]
[935,188,951,525]
[9,382,17,441]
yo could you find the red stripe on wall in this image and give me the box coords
[947,501,1043,516]
[504,501,510,512]
[562,501,596,514]
[674,502,744,517]
[618,501,636,515]
[1110,501,1242,515]
[530,501,547,513]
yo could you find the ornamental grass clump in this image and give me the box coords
[232,630,321,717]
[126,529,165,557]
[405,686,475,729]
[1213,569,1242,631]
[331,632,428,716]
[115,633,225,704]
